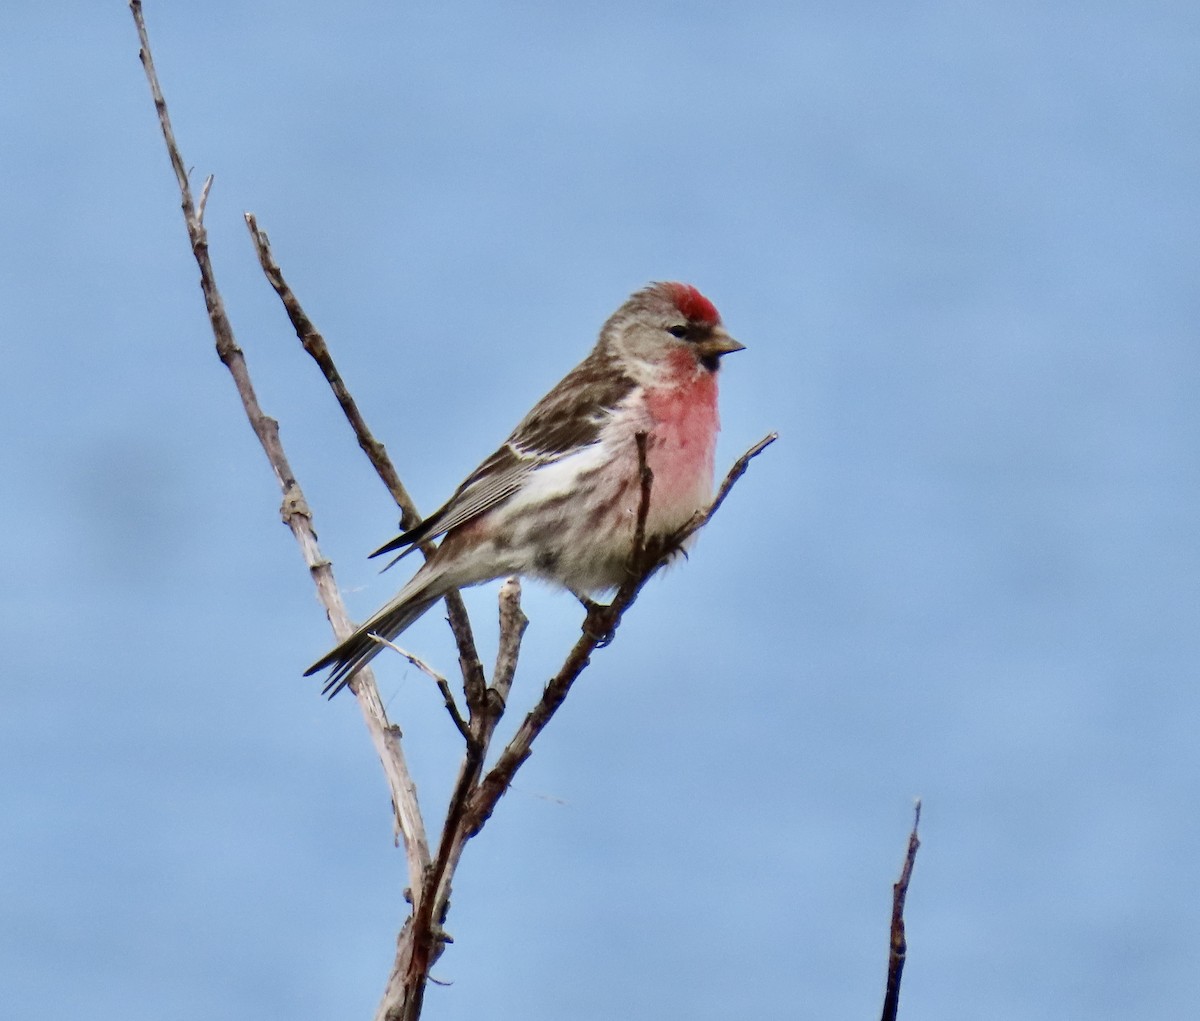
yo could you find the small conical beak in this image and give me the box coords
[696,329,746,360]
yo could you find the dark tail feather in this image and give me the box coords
[369,516,441,561]
[368,526,429,574]
[369,530,418,559]
[304,592,440,699]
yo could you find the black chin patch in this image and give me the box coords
[700,354,720,372]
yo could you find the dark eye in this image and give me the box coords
[667,325,689,339]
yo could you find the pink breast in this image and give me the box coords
[643,364,720,509]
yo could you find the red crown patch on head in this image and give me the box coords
[666,283,721,325]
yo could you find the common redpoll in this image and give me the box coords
[307,282,745,696]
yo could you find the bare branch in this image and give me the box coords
[129,0,430,889]
[465,431,776,834]
[881,800,922,1021]
[135,12,777,1017]
[197,174,213,224]
[490,577,528,709]
[370,635,471,743]
[399,745,483,1021]
[376,580,529,1021]
[241,213,487,710]
[242,214,420,525]
[671,431,779,548]
[630,431,653,572]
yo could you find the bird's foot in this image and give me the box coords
[579,598,617,647]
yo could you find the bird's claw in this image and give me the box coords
[591,627,616,648]
[581,602,617,647]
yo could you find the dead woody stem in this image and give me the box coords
[130,5,774,1018]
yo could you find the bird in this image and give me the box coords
[306,281,745,696]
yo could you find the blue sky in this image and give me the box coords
[3,2,1198,1018]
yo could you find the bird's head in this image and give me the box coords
[600,282,745,382]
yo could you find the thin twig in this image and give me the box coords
[881,800,922,1021]
[242,213,486,705]
[630,431,654,573]
[197,174,213,224]
[134,8,777,1021]
[242,214,421,525]
[670,431,779,546]
[490,577,528,709]
[129,0,430,889]
[464,431,776,834]
[370,635,471,743]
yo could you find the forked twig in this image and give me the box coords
[379,433,774,1020]
[465,431,777,835]
[132,9,776,1019]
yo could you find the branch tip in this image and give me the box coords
[880,799,923,1021]
[370,635,471,743]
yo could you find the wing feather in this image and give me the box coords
[370,349,635,563]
